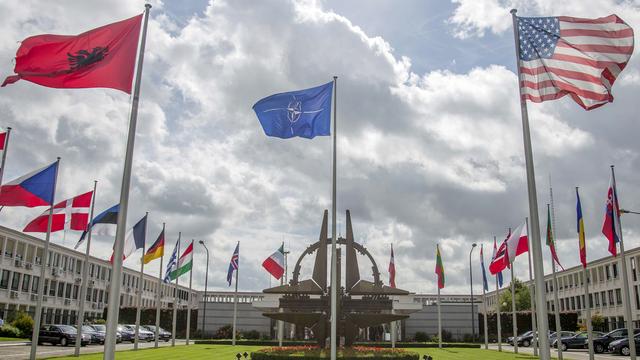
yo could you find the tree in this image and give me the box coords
[499,278,531,312]
[10,312,33,338]
[591,313,605,332]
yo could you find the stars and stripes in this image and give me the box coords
[517,14,634,110]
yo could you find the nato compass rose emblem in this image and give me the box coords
[262,96,324,135]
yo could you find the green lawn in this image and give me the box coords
[0,337,27,342]
[44,345,545,360]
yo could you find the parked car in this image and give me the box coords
[517,330,554,347]
[594,328,640,353]
[122,324,154,342]
[142,325,171,342]
[81,325,105,345]
[609,333,640,355]
[89,324,122,343]
[117,325,135,343]
[510,331,532,346]
[548,331,575,345]
[553,331,606,351]
[38,325,90,347]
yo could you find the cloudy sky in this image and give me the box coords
[0,0,639,295]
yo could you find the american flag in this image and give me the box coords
[227,242,240,286]
[517,15,634,110]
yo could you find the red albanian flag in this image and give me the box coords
[2,14,142,94]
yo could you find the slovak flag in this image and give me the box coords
[23,190,93,233]
[262,244,285,280]
[0,161,58,207]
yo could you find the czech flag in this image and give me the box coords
[0,161,58,207]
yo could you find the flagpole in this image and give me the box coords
[232,241,239,346]
[134,212,148,350]
[525,218,538,356]
[278,242,284,347]
[186,240,194,345]
[154,223,164,348]
[437,286,442,349]
[611,165,637,359]
[104,5,151,359]
[494,237,502,352]
[74,180,97,357]
[510,266,518,354]
[482,246,488,350]
[29,157,60,360]
[0,127,12,186]
[171,232,181,347]
[549,179,564,360]
[510,9,551,360]
[330,75,338,360]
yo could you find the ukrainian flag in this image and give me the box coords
[576,188,587,268]
[143,228,165,264]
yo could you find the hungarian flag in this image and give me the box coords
[170,240,193,280]
[2,14,142,93]
[262,244,285,280]
[0,161,58,207]
[602,173,621,256]
[143,228,164,264]
[506,221,529,265]
[435,244,445,289]
[23,190,93,232]
[388,244,396,288]
[546,205,564,270]
[577,188,587,268]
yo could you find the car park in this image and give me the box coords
[38,325,90,347]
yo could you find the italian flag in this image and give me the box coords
[262,244,285,280]
[171,241,193,280]
[435,244,445,289]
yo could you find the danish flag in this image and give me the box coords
[23,190,93,233]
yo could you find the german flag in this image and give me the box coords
[143,227,165,264]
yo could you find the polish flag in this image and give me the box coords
[23,190,93,233]
[506,221,529,265]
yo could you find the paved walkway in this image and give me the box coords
[488,344,624,359]
[0,339,187,359]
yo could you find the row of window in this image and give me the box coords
[546,288,624,312]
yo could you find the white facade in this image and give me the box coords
[482,246,640,331]
[0,225,198,325]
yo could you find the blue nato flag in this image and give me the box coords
[252,81,333,139]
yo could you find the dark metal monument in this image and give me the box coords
[261,210,413,347]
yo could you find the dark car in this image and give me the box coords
[517,330,554,347]
[142,325,171,342]
[609,333,640,355]
[117,324,135,343]
[38,325,90,347]
[510,331,532,346]
[81,325,105,345]
[595,328,640,353]
[122,324,154,342]
[554,331,606,351]
[549,331,576,345]
[88,324,122,344]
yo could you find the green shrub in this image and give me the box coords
[414,331,429,342]
[92,319,106,325]
[242,329,261,339]
[0,324,22,338]
[10,312,33,338]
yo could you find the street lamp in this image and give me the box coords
[470,243,477,343]
[199,240,210,338]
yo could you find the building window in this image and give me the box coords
[613,263,619,279]
[635,285,640,310]
[11,271,20,291]
[0,270,10,289]
[31,276,39,293]
[571,297,576,310]
[65,283,71,299]
[589,294,593,308]
[73,285,79,300]
[616,289,623,305]
[606,265,611,280]
[609,290,615,305]
[602,291,607,306]
[57,282,64,298]
[22,274,30,292]
[632,257,638,282]
[576,296,581,310]
[49,280,57,296]
[595,292,600,307]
